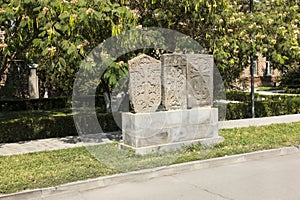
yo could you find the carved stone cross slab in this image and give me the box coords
[161,54,188,110]
[128,54,161,113]
[186,54,213,108]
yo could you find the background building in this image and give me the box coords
[235,54,281,89]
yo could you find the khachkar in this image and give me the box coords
[120,53,224,155]
[128,54,162,113]
[161,54,187,110]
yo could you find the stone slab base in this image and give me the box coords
[122,108,219,148]
[119,136,224,155]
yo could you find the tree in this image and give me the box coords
[1,0,299,96]
[255,0,299,69]
[127,0,299,88]
[0,0,135,97]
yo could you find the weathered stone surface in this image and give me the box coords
[121,108,219,148]
[161,54,187,110]
[186,54,213,108]
[28,66,39,99]
[121,53,220,154]
[120,136,224,155]
[161,54,214,110]
[128,54,161,113]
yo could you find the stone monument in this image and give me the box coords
[28,64,39,99]
[161,54,187,110]
[120,53,223,154]
[128,54,162,113]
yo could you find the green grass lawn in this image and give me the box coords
[256,86,284,91]
[0,109,72,121]
[1,122,300,195]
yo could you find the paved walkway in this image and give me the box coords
[0,136,108,156]
[42,151,300,200]
[0,114,300,156]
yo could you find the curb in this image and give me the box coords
[219,114,300,129]
[1,146,299,200]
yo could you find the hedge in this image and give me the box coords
[225,91,259,102]
[226,98,300,120]
[0,95,107,112]
[226,90,300,102]
[224,90,300,119]
[284,88,300,94]
[0,112,119,143]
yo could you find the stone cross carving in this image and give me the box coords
[161,54,187,110]
[122,53,220,155]
[127,53,213,113]
[161,54,213,110]
[186,54,213,108]
[128,54,161,113]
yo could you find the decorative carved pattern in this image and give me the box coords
[128,53,214,112]
[128,54,161,113]
[161,54,187,110]
[186,54,213,108]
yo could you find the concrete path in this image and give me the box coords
[0,136,105,156]
[42,151,300,200]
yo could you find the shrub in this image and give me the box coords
[0,95,107,112]
[226,97,300,120]
[0,112,119,143]
[226,90,300,102]
[284,88,300,94]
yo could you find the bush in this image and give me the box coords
[0,112,119,143]
[0,97,71,112]
[226,91,262,102]
[226,97,300,120]
[284,88,300,94]
[0,95,107,112]
[226,90,300,102]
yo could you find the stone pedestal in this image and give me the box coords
[119,107,223,155]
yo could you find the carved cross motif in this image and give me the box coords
[128,54,161,113]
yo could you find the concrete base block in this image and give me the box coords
[119,136,224,155]
[120,108,223,154]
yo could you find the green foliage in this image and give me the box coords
[226,95,300,120]
[281,65,300,88]
[128,0,300,87]
[285,88,300,94]
[0,97,70,111]
[0,112,118,143]
[226,90,258,102]
[0,95,106,112]
[256,86,283,91]
[0,0,136,95]
[1,0,299,94]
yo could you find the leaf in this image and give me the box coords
[67,45,76,55]
[33,6,42,12]
[32,38,43,47]
[42,48,49,56]
[109,74,117,86]
[59,57,66,67]
[59,12,69,20]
